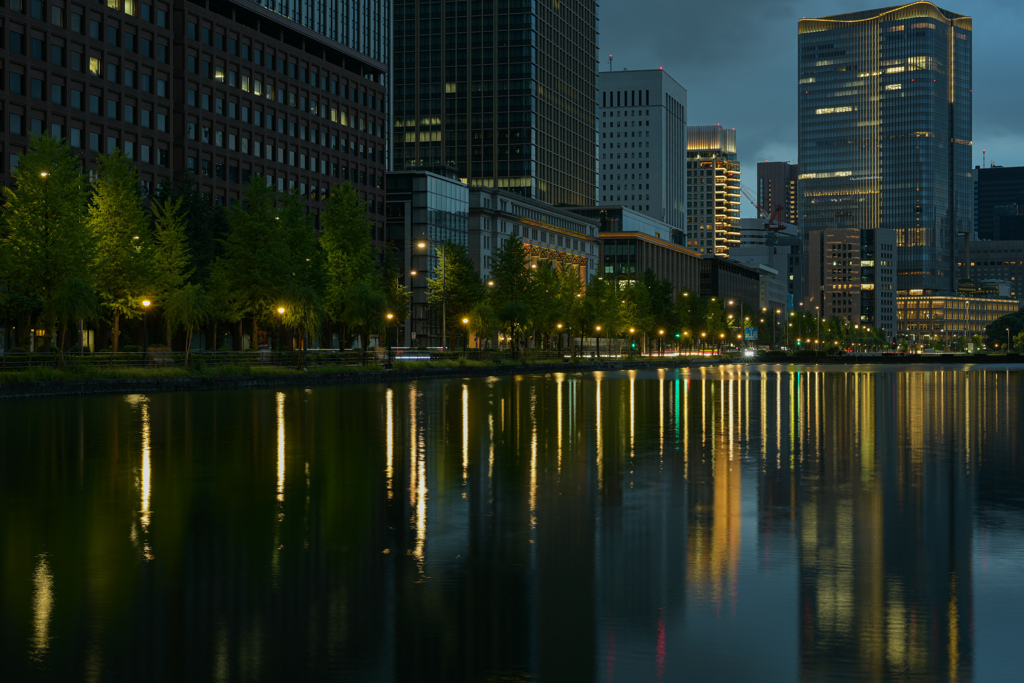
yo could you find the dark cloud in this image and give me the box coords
[601,0,1024,214]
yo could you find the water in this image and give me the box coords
[2,364,1023,682]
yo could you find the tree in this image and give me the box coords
[344,278,387,362]
[150,196,194,345]
[154,175,227,284]
[467,301,499,349]
[490,235,532,311]
[278,189,324,366]
[427,241,484,345]
[320,182,376,340]
[216,176,289,350]
[164,284,214,363]
[2,134,94,357]
[90,149,152,352]
[984,311,1024,351]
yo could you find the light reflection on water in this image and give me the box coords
[1,364,1023,682]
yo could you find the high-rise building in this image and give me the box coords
[0,0,389,236]
[798,3,972,293]
[686,124,740,256]
[391,0,598,207]
[975,165,1024,240]
[757,161,799,225]
[597,69,687,237]
[807,228,898,339]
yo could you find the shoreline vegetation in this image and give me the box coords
[3,351,1022,400]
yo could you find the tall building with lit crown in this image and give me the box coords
[391,0,598,207]
[597,68,687,239]
[798,3,972,293]
[686,124,740,256]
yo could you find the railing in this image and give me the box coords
[0,347,653,372]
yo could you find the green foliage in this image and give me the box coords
[320,182,376,326]
[489,234,532,312]
[150,195,193,295]
[164,283,215,362]
[344,278,387,352]
[984,311,1024,350]
[427,241,484,336]
[216,176,290,348]
[2,134,95,352]
[154,175,227,283]
[90,149,152,351]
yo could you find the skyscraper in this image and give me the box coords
[597,69,687,237]
[391,0,599,207]
[798,3,972,293]
[757,161,799,225]
[686,124,740,256]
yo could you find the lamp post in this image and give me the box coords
[462,317,470,355]
[419,240,448,350]
[629,327,635,358]
[595,325,602,358]
[659,329,665,357]
[557,323,564,358]
[277,307,286,361]
[141,299,151,364]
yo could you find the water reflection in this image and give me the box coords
[1,366,1023,681]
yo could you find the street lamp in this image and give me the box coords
[277,307,286,357]
[417,239,447,350]
[141,299,151,364]
[462,317,470,354]
[557,323,564,357]
[659,329,665,357]
[629,327,635,358]
[595,325,602,358]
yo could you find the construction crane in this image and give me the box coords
[740,185,785,247]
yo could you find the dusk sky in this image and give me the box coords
[599,0,1024,217]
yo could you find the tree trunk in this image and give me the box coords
[252,317,260,351]
[112,313,121,353]
[237,320,244,351]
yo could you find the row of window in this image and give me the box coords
[10,0,166,27]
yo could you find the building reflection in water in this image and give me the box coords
[3,366,1022,681]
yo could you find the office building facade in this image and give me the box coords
[807,228,898,339]
[1,0,389,236]
[597,68,687,234]
[962,240,1024,302]
[757,161,799,225]
[468,188,599,286]
[798,3,972,293]
[391,0,598,207]
[686,124,740,256]
[385,169,469,347]
[975,165,1024,240]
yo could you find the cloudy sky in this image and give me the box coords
[599,0,1024,215]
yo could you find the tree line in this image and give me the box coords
[0,134,406,362]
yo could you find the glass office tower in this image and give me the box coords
[798,3,972,293]
[392,0,598,207]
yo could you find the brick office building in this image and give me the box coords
[1,0,387,236]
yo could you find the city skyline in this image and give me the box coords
[601,0,1022,217]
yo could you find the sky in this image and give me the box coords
[599,0,1024,216]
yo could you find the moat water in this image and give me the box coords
[2,364,1023,682]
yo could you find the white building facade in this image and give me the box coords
[598,69,688,240]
